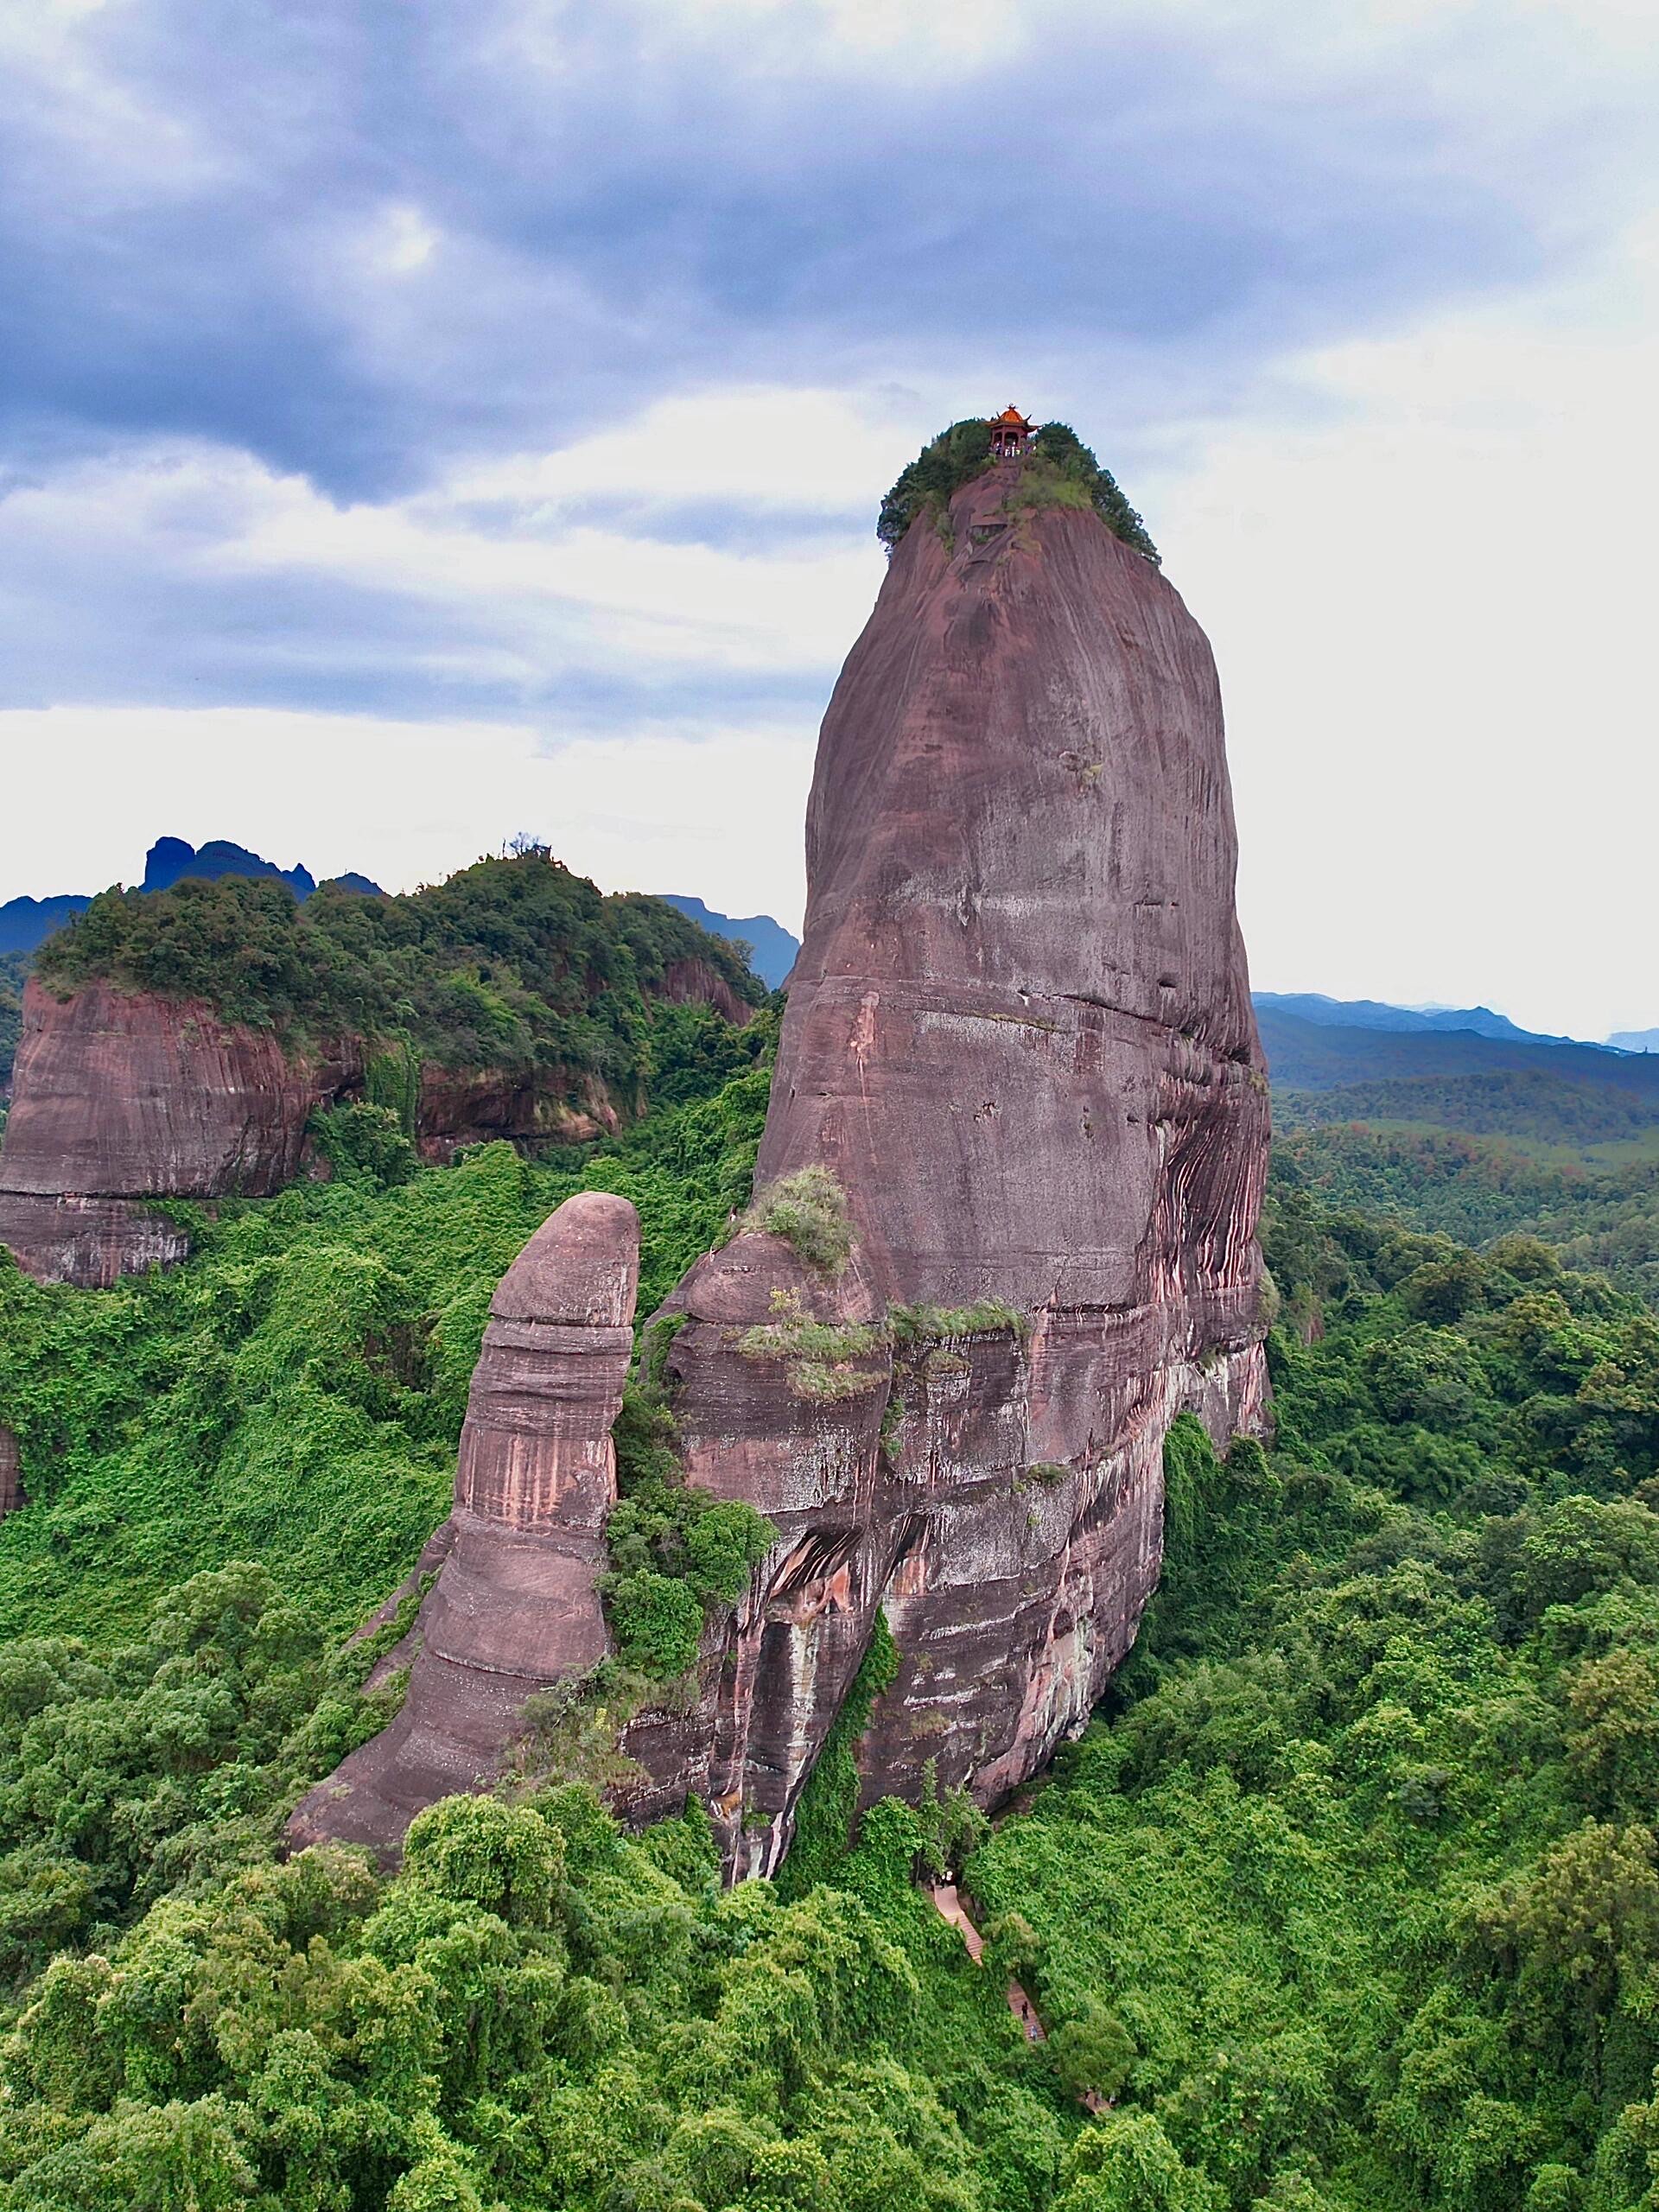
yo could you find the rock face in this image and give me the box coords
[0,979,358,1287]
[657,956,757,1030]
[411,1066,621,1164]
[622,466,1268,1870]
[299,460,1270,1872]
[288,1192,639,1857]
[0,956,747,1282]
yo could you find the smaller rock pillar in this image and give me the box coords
[288,1191,640,1858]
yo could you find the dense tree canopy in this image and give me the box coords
[1274,1121,1659,1305]
[8,1046,1659,2202]
[29,852,767,1096]
[876,418,1160,563]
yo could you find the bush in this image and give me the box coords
[308,1101,420,1187]
[1027,423,1160,562]
[889,1300,1029,1343]
[601,1380,775,1676]
[735,1287,888,1401]
[876,417,995,547]
[741,1165,855,1274]
[603,1568,704,1677]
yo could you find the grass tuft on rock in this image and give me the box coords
[741,1164,855,1274]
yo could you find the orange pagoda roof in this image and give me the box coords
[992,404,1033,429]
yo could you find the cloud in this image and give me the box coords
[4,0,1646,494]
[0,385,903,721]
[0,704,817,930]
[1151,212,1659,1041]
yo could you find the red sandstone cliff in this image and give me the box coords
[0,979,357,1287]
[298,461,1269,1872]
[623,466,1268,1867]
[0,953,748,1284]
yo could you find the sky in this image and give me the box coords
[1,0,1656,1042]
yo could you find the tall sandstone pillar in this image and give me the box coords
[288,1191,639,1853]
[625,463,1268,1872]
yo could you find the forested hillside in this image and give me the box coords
[4,1027,1659,2204]
[1260,997,1659,1311]
[1273,1125,1659,1306]
[29,852,764,1088]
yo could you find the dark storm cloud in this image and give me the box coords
[0,0,1567,498]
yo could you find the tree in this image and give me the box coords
[1046,1999,1134,2103]
[1054,2113,1223,2212]
[1566,1649,1659,1815]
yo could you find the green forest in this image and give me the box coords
[1274,1123,1659,1308]
[20,853,765,1105]
[4,1012,1659,2209]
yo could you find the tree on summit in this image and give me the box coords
[877,411,1159,563]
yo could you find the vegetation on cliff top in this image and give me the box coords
[877,417,1160,564]
[29,848,767,1091]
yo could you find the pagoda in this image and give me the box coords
[988,404,1036,459]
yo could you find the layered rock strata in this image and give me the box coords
[302,461,1269,1871]
[0,961,746,1283]
[288,1192,639,1854]
[0,979,357,1287]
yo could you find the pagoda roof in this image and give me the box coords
[991,404,1034,429]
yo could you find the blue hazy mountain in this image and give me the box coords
[658,894,799,989]
[1252,991,1570,1046]
[0,893,92,956]
[143,836,384,901]
[1256,1001,1659,1147]
[1607,1029,1659,1054]
[142,836,321,899]
[0,838,385,957]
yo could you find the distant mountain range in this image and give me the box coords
[0,893,88,957]
[657,895,799,990]
[4,853,1648,1077]
[142,836,383,903]
[1255,1000,1659,1148]
[1252,991,1595,1050]
[0,838,384,955]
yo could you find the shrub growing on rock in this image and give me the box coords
[741,1165,855,1274]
